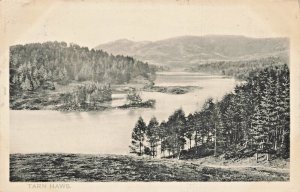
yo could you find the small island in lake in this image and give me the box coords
[144,85,202,95]
[118,88,156,109]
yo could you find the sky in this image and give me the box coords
[3,0,297,48]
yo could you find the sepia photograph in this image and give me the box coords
[1,0,300,191]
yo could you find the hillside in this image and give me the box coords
[10,42,155,89]
[9,42,156,110]
[95,35,289,68]
[186,55,288,79]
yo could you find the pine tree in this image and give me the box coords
[11,74,19,84]
[31,78,40,90]
[261,72,276,141]
[167,108,186,158]
[212,103,225,156]
[186,114,195,149]
[129,117,146,156]
[33,68,39,79]
[158,121,168,157]
[21,76,33,91]
[146,117,159,157]
[202,98,215,143]
[250,104,267,162]
[193,111,205,147]
[273,67,282,151]
[63,67,68,78]
[47,70,52,80]
[39,65,48,80]
[58,70,65,80]
[234,86,253,146]
[19,73,24,83]
[278,65,290,158]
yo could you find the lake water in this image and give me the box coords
[10,72,238,154]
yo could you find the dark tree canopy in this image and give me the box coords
[130,64,290,160]
[130,117,147,156]
[9,41,156,95]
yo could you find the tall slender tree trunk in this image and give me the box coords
[206,133,209,143]
[266,133,270,161]
[214,126,217,157]
[139,140,142,156]
[160,139,164,157]
[256,152,258,163]
[195,131,198,147]
[274,125,278,151]
[152,144,155,158]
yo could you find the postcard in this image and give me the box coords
[0,0,299,191]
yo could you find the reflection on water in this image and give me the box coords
[10,73,238,154]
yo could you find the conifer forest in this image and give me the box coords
[130,65,290,161]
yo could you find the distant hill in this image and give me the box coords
[95,35,289,68]
[186,56,288,80]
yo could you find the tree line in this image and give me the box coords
[9,41,156,95]
[130,64,290,160]
[187,56,288,80]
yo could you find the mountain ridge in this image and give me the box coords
[95,35,289,68]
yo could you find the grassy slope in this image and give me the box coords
[10,154,289,182]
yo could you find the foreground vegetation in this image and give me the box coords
[130,65,290,161]
[10,153,289,182]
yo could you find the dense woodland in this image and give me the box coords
[187,56,288,79]
[9,42,156,95]
[130,64,290,160]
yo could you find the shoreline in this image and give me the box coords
[10,84,202,111]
